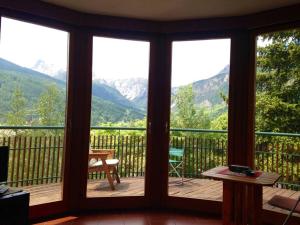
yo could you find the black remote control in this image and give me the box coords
[245,170,255,176]
[229,165,255,176]
[229,165,251,173]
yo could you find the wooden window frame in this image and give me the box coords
[0,1,299,222]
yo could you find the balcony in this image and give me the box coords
[0,126,300,217]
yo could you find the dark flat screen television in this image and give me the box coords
[0,146,9,183]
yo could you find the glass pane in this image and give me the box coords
[255,29,300,213]
[0,17,69,205]
[86,37,149,197]
[168,39,230,200]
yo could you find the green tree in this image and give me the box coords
[219,91,229,105]
[211,112,228,130]
[37,85,65,126]
[6,87,27,126]
[171,85,210,129]
[256,29,300,132]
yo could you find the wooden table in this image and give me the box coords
[202,166,280,225]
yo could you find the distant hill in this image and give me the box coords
[0,58,66,120]
[0,58,65,85]
[0,58,145,125]
[192,65,229,107]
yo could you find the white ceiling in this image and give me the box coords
[42,0,300,21]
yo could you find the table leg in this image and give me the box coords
[223,181,234,225]
[223,181,262,225]
[248,184,263,225]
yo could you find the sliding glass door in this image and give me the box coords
[168,39,231,200]
[86,36,150,198]
[0,17,69,206]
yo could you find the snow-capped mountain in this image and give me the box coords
[31,59,67,80]
[95,78,148,109]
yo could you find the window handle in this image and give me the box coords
[148,122,151,134]
[165,122,169,133]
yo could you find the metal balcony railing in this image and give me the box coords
[0,126,299,190]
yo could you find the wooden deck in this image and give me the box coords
[21,177,300,217]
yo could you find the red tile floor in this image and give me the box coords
[33,210,222,225]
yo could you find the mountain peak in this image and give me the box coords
[31,59,67,80]
[218,65,230,75]
[96,77,148,101]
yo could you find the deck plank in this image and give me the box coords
[20,177,300,217]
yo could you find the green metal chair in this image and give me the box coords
[169,147,185,184]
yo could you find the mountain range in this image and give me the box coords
[0,58,229,125]
[0,58,145,125]
[33,59,229,110]
[97,66,229,111]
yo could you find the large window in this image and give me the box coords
[0,17,69,205]
[87,37,150,197]
[255,29,300,211]
[168,39,231,200]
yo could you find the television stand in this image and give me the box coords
[0,190,29,225]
